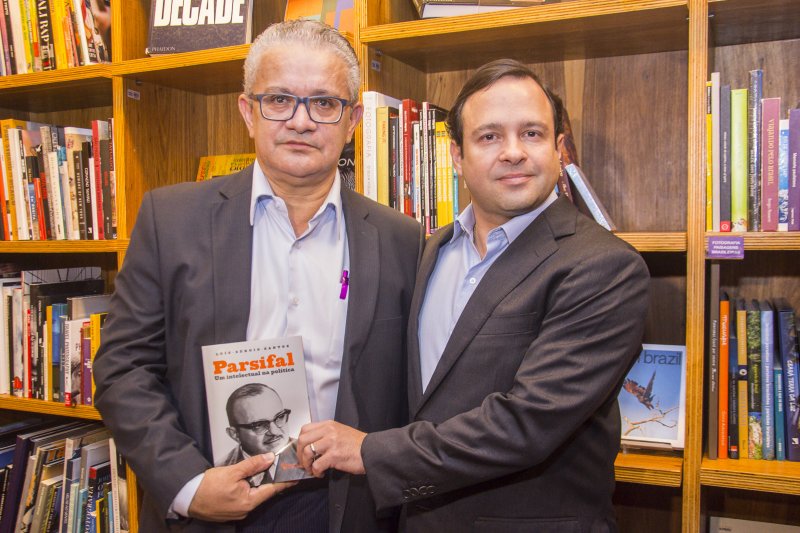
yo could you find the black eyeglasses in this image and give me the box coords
[249,93,351,124]
[233,409,291,434]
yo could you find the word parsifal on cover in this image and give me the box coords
[202,336,312,483]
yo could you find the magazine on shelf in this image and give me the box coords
[201,336,312,484]
[618,343,687,450]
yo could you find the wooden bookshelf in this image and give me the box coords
[0,0,794,532]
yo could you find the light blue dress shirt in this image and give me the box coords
[418,191,557,392]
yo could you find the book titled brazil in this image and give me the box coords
[147,0,254,55]
[618,344,687,450]
[201,336,312,483]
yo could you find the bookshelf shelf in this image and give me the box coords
[0,66,112,111]
[0,396,102,420]
[0,240,129,254]
[705,233,800,250]
[112,46,249,95]
[709,0,800,46]
[700,458,800,496]
[359,0,689,70]
[618,232,687,252]
[615,452,683,487]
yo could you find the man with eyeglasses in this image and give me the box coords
[93,18,423,533]
[219,384,291,486]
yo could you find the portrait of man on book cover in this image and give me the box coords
[216,382,307,484]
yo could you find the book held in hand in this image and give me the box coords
[201,336,312,483]
[618,344,687,450]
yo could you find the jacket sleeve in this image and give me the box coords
[93,192,211,520]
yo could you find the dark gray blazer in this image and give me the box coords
[93,166,424,533]
[362,197,650,533]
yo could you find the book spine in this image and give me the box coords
[36,0,53,70]
[706,81,713,231]
[760,97,780,231]
[80,140,93,240]
[761,305,775,460]
[775,364,785,461]
[710,72,720,231]
[0,0,15,74]
[747,69,762,231]
[719,85,731,232]
[361,91,377,200]
[718,297,730,458]
[736,304,749,457]
[728,319,739,459]
[746,301,763,459]
[778,119,789,231]
[707,262,720,459]
[778,308,800,461]
[730,88,749,232]
[789,109,800,231]
[564,163,615,231]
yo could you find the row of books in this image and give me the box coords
[0,419,129,533]
[0,118,116,241]
[706,69,800,232]
[707,264,800,461]
[0,267,111,406]
[361,91,459,235]
[0,0,111,75]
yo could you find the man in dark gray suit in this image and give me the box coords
[93,19,423,533]
[299,59,650,532]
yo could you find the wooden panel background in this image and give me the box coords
[614,482,683,533]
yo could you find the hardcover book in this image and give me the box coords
[195,153,255,182]
[146,0,253,55]
[618,344,687,450]
[201,336,312,483]
[563,163,616,232]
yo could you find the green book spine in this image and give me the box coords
[730,88,749,232]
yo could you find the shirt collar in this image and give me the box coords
[249,163,345,238]
[451,189,559,245]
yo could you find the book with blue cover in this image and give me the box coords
[618,344,687,449]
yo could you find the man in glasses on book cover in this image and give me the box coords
[94,18,423,533]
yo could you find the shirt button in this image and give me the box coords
[292,297,299,306]
[469,277,476,285]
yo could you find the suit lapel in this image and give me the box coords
[212,168,254,344]
[414,198,577,417]
[408,225,452,414]
[335,189,379,425]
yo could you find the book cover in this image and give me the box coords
[194,153,255,182]
[412,0,544,18]
[146,0,253,55]
[201,336,312,483]
[730,88,749,232]
[563,163,616,232]
[747,69,762,231]
[746,299,763,459]
[619,344,686,450]
[775,298,800,461]
[284,0,354,34]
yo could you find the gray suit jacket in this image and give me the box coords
[362,197,650,533]
[94,166,423,533]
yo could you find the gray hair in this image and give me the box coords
[243,19,360,101]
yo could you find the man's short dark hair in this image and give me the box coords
[445,59,564,149]
[226,383,279,424]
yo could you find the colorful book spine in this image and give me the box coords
[736,298,749,457]
[730,88,749,232]
[760,300,775,460]
[728,303,739,459]
[747,69,762,231]
[707,262,720,459]
[719,294,730,458]
[706,81,713,231]
[775,360,785,461]
[720,85,732,232]
[711,72,721,231]
[778,119,789,231]
[760,97,780,231]
[775,299,800,461]
[746,299,762,459]
[789,108,800,231]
